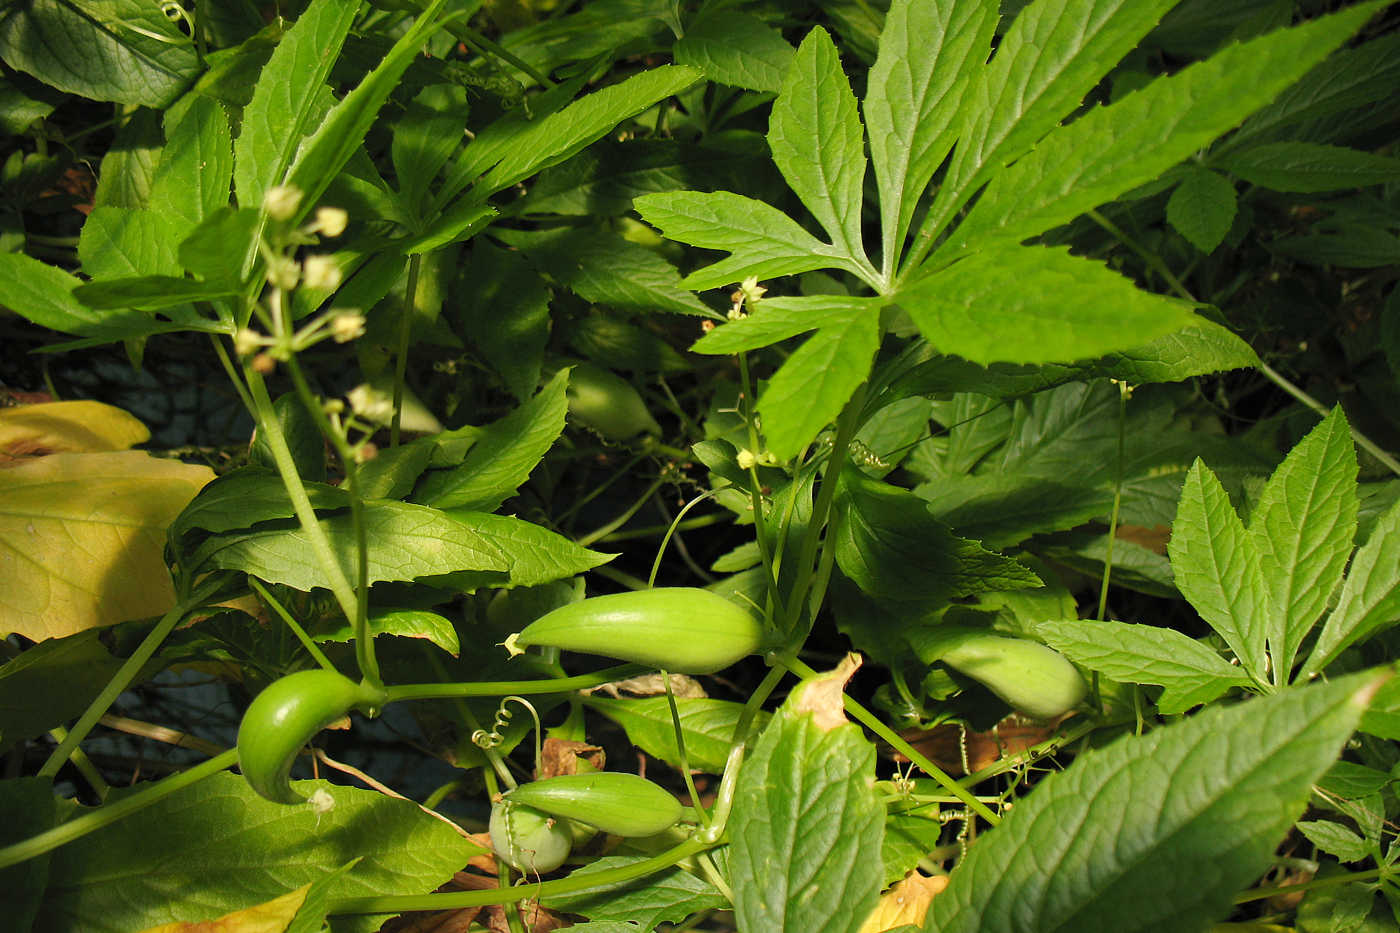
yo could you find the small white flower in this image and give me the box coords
[315,206,348,238]
[347,384,393,424]
[303,255,342,291]
[329,310,366,343]
[266,255,300,290]
[263,184,303,221]
[233,328,261,357]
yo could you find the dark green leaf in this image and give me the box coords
[510,227,710,316]
[0,0,198,107]
[451,241,550,401]
[1219,142,1400,193]
[834,468,1041,606]
[413,370,568,512]
[0,631,124,751]
[916,474,1113,549]
[1167,168,1237,254]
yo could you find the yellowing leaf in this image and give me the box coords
[858,873,949,932]
[137,883,310,932]
[790,652,862,731]
[0,401,149,460]
[0,451,214,639]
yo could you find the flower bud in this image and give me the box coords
[263,185,303,222]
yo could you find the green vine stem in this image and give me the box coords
[38,576,230,779]
[248,578,337,673]
[1085,208,1400,478]
[390,252,423,449]
[1233,866,1384,905]
[242,366,364,660]
[783,657,1001,826]
[0,749,239,870]
[276,324,379,688]
[329,835,709,915]
[381,665,649,703]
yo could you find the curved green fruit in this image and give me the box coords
[505,772,683,837]
[510,587,763,674]
[567,362,661,439]
[490,800,572,873]
[236,669,387,804]
[935,630,1087,720]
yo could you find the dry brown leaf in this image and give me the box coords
[540,737,605,778]
[790,653,862,731]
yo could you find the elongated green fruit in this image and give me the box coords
[508,587,763,674]
[490,800,573,873]
[567,362,662,439]
[504,772,683,837]
[236,669,387,804]
[924,628,1087,720]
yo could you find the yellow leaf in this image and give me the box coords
[857,873,950,932]
[0,401,149,460]
[0,451,213,639]
[137,884,311,933]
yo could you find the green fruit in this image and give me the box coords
[509,587,763,674]
[236,669,387,804]
[931,629,1088,720]
[504,772,683,837]
[567,362,661,439]
[490,800,572,873]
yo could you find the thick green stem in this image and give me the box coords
[0,750,238,870]
[390,253,423,449]
[243,368,361,638]
[382,665,649,703]
[39,579,226,778]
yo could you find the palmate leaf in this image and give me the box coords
[893,244,1199,365]
[1169,460,1270,684]
[756,305,881,461]
[923,673,1383,933]
[863,0,997,273]
[941,1,1383,259]
[1303,498,1400,679]
[1247,407,1357,682]
[917,0,1180,250]
[768,28,868,268]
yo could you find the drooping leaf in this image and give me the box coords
[1168,459,1270,684]
[1247,407,1357,682]
[0,401,148,459]
[923,674,1382,933]
[634,189,855,291]
[768,28,868,263]
[758,306,880,460]
[1036,619,1254,715]
[693,296,883,355]
[0,630,125,751]
[475,66,701,196]
[895,244,1199,365]
[413,370,568,511]
[0,451,213,640]
[32,773,480,933]
[834,468,1041,606]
